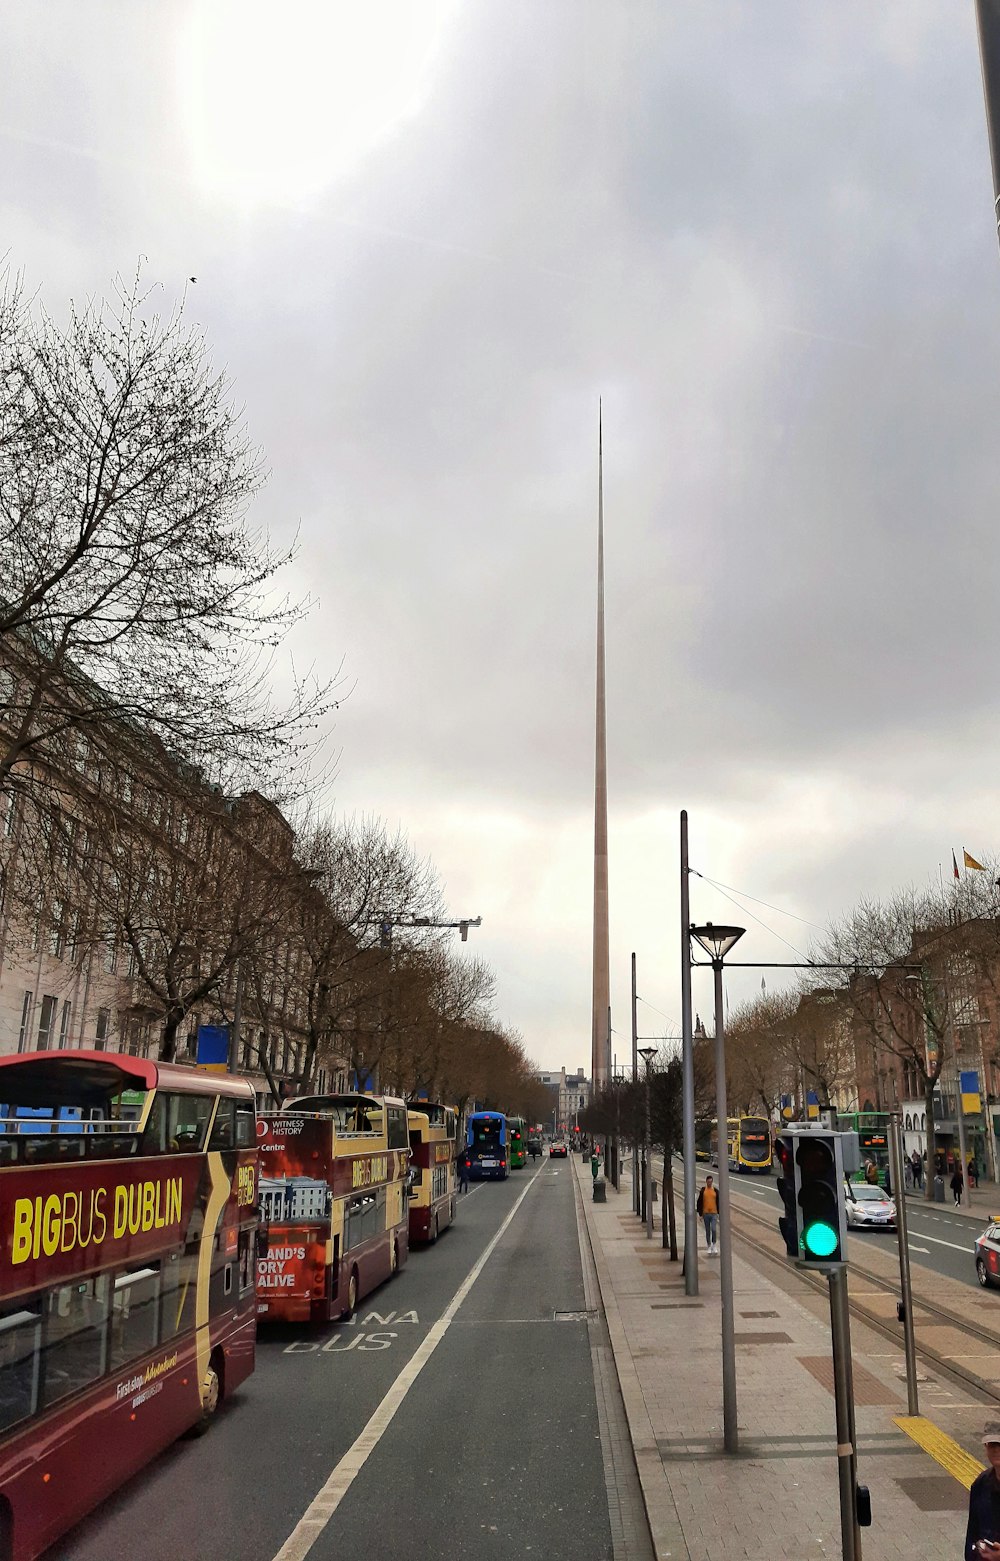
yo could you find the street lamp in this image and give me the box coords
[639,1046,656,1240]
[689,921,745,1455]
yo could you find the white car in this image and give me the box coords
[844,1182,896,1230]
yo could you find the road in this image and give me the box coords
[52,1157,646,1561]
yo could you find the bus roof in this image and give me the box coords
[0,1050,254,1109]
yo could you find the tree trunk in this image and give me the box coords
[664,1158,678,1259]
[924,1076,937,1202]
[160,1011,182,1063]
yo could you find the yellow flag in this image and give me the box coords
[964,849,985,871]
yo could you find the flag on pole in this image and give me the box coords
[952,849,960,881]
[964,849,985,871]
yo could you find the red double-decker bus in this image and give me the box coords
[257,1092,410,1323]
[0,1050,258,1561]
[407,1103,457,1243]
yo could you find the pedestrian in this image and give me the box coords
[965,1420,1000,1559]
[696,1175,719,1256]
[458,1152,471,1194]
[910,1149,922,1191]
[969,1156,979,1190]
[951,1166,965,1206]
[865,1160,879,1186]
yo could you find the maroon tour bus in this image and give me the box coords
[0,1051,258,1561]
[407,1103,458,1243]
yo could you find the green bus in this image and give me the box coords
[507,1115,527,1168]
[838,1110,890,1184]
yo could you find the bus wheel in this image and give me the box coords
[390,1239,399,1274]
[0,1497,12,1561]
[343,1266,359,1318]
[189,1351,223,1437]
[430,1216,439,1244]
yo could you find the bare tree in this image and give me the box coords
[0,266,333,807]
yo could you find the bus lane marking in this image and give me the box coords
[282,1311,420,1354]
[271,1161,545,1561]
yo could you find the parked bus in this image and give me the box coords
[507,1115,527,1169]
[407,1104,457,1243]
[465,1111,508,1180]
[257,1092,409,1322]
[0,1050,258,1561]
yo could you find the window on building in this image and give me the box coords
[102,941,118,976]
[17,992,33,1053]
[57,1000,72,1049]
[36,995,57,1051]
[2,790,16,838]
[49,900,67,959]
[95,1007,110,1050]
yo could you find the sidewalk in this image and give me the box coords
[575,1157,982,1561]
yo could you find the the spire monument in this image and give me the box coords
[591,405,611,1089]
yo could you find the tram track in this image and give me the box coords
[667,1162,1000,1407]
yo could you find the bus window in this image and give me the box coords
[141,1093,168,1154]
[160,1245,198,1339]
[238,1230,254,1296]
[109,1266,160,1371]
[235,1101,256,1147]
[387,1106,408,1150]
[164,1093,215,1151]
[40,1275,111,1409]
[0,1303,41,1433]
[208,1100,236,1151]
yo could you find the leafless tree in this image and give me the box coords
[0,266,334,810]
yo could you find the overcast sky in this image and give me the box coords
[6,1,1000,1072]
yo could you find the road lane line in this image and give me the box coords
[907,1231,973,1254]
[270,1162,545,1561]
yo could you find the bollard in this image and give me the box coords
[593,1174,607,1203]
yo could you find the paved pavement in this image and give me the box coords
[576,1155,983,1561]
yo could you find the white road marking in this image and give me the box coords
[909,1245,930,1253]
[270,1161,544,1561]
[906,1230,973,1254]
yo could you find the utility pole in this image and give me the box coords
[632,953,640,1217]
[640,1046,655,1239]
[680,811,698,1296]
[591,404,611,1090]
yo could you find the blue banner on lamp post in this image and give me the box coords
[196,1024,229,1073]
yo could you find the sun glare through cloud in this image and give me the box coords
[178,0,460,204]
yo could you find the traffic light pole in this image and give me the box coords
[889,1111,919,1415]
[829,1267,862,1561]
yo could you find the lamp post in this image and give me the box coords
[690,921,745,1455]
[639,1046,656,1239]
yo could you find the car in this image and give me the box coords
[549,1141,568,1158]
[843,1181,896,1230]
[975,1217,1000,1288]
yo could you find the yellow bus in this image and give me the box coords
[407,1103,458,1243]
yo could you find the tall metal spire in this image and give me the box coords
[592,402,611,1089]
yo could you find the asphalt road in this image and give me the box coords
[52,1159,616,1561]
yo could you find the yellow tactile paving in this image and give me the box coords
[894,1415,986,1489]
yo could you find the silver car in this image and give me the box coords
[844,1181,896,1230]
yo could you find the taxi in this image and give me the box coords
[974,1215,1000,1289]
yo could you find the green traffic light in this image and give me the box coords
[803,1221,838,1258]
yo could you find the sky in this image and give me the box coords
[5,0,1000,1073]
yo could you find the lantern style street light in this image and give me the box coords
[689,922,745,1455]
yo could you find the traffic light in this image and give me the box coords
[775,1133,799,1257]
[794,1132,847,1265]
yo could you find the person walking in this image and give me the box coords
[969,1155,980,1190]
[951,1165,965,1206]
[910,1149,922,1191]
[965,1421,1000,1559]
[697,1175,719,1256]
[865,1160,879,1186]
[458,1152,471,1194]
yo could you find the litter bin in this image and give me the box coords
[591,1153,600,1179]
[933,1174,945,1203]
[593,1174,607,1203]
